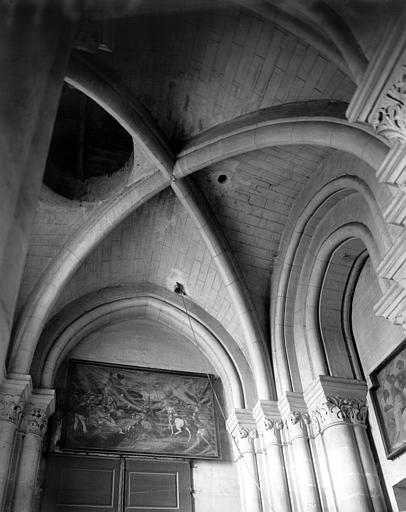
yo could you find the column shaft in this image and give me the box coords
[323,422,372,511]
[11,389,54,512]
[289,435,321,511]
[263,439,291,512]
[227,410,263,512]
[0,421,17,509]
[279,395,321,512]
[353,426,386,512]
[253,401,292,512]
[234,436,263,512]
[12,433,42,512]
[0,377,31,509]
[306,377,381,511]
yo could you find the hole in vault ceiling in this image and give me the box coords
[217,174,227,184]
[43,83,133,201]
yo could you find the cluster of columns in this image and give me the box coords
[0,377,384,512]
[0,376,54,512]
[227,376,386,512]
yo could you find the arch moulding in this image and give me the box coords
[299,222,383,383]
[31,284,254,411]
[271,172,392,396]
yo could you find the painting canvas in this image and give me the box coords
[61,360,220,459]
[371,341,406,459]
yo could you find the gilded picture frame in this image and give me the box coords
[61,360,221,459]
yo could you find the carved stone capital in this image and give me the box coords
[278,393,310,441]
[20,388,55,438]
[252,401,285,451]
[263,417,284,434]
[226,409,257,446]
[0,393,24,425]
[305,376,368,436]
[372,66,406,143]
[287,411,311,429]
[235,426,258,440]
[22,407,49,438]
[311,396,368,434]
[281,411,311,441]
[0,374,32,426]
[252,400,284,439]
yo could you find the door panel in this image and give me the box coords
[41,454,121,512]
[127,472,178,508]
[125,459,191,512]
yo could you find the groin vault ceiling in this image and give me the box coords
[16,0,400,371]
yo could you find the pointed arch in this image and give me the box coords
[32,284,253,411]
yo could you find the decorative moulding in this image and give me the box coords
[383,189,406,226]
[371,66,406,143]
[377,140,406,186]
[346,7,406,125]
[377,230,406,285]
[374,281,406,326]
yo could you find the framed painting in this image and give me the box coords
[61,360,220,459]
[370,340,406,459]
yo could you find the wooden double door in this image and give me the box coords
[41,454,192,512]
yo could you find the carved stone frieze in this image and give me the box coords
[22,407,49,438]
[0,393,24,425]
[372,65,406,142]
[311,396,368,434]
